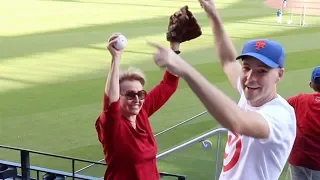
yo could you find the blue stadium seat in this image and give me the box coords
[0,164,17,180]
[42,173,65,180]
[160,172,187,180]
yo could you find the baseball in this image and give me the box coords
[114,34,127,50]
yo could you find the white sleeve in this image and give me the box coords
[258,106,296,144]
[236,77,243,95]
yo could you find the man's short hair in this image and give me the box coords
[315,77,320,84]
[313,77,320,92]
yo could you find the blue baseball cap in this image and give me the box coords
[311,66,320,84]
[236,39,285,68]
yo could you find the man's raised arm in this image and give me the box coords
[203,0,242,90]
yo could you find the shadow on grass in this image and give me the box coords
[49,0,200,9]
[87,45,154,55]
[0,75,40,85]
[1,0,275,61]
[51,0,263,6]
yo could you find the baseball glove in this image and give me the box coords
[167,5,202,43]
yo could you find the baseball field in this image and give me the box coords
[1,0,319,179]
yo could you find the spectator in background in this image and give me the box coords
[283,0,287,8]
[94,33,181,180]
[277,9,282,24]
[287,66,320,180]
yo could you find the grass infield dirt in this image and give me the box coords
[265,0,320,15]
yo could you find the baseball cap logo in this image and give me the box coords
[255,40,267,50]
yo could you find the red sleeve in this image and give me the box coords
[287,94,302,107]
[95,94,121,146]
[144,70,179,117]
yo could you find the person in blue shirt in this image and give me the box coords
[277,9,282,23]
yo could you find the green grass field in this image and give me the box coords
[1,0,320,179]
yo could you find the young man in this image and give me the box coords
[287,66,320,180]
[148,0,297,179]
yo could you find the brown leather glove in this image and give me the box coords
[166,5,202,43]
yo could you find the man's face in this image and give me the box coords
[240,57,283,106]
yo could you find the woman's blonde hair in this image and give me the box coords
[119,66,146,86]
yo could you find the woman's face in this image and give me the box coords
[119,80,146,116]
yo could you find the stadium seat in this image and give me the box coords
[42,173,65,180]
[0,164,17,180]
[160,172,187,180]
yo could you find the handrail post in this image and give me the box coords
[72,159,75,180]
[214,133,222,180]
[21,150,31,180]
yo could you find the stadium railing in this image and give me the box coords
[157,128,228,180]
[154,111,208,136]
[0,145,198,180]
[157,127,227,159]
[0,144,105,180]
[0,145,191,180]
[75,110,209,173]
[1,111,231,180]
[0,127,228,180]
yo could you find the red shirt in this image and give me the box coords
[95,71,179,180]
[287,93,320,170]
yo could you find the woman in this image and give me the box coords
[95,33,181,180]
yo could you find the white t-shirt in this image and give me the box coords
[219,79,296,180]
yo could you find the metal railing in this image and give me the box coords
[0,127,228,180]
[156,128,228,160]
[0,145,106,180]
[0,111,211,179]
[154,111,208,136]
[157,128,228,180]
[75,110,208,173]
[0,146,189,180]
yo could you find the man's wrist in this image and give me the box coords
[170,42,180,51]
[208,10,220,22]
[174,50,181,54]
[207,8,218,18]
[179,61,193,80]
